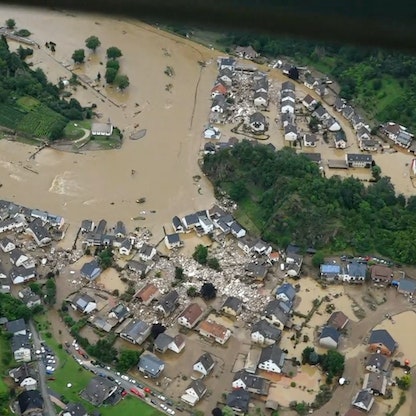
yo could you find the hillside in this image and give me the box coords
[202,140,416,264]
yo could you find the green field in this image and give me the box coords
[100,396,162,416]
[16,96,41,111]
[0,103,25,129]
[63,120,91,140]
[0,334,11,395]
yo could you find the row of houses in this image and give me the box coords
[381,121,414,149]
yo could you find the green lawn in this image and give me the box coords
[101,396,162,416]
[90,130,122,150]
[0,334,11,395]
[17,96,41,111]
[63,120,91,140]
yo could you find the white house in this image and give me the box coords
[303,133,318,147]
[12,335,32,362]
[138,243,157,262]
[257,344,286,374]
[319,326,340,349]
[164,233,183,250]
[334,132,347,149]
[181,380,207,406]
[211,95,227,113]
[193,353,215,377]
[251,319,282,346]
[302,94,318,111]
[253,91,268,108]
[249,112,267,133]
[0,237,15,253]
[178,303,204,329]
[281,101,295,114]
[9,249,29,267]
[119,239,133,256]
[91,119,113,136]
[284,124,298,142]
[199,320,231,345]
[70,293,97,314]
[230,222,246,238]
[9,266,36,285]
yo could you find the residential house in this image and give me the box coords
[169,334,185,353]
[248,112,267,133]
[251,319,282,345]
[80,376,117,406]
[368,329,397,356]
[252,239,272,255]
[320,263,342,281]
[230,221,246,239]
[262,299,291,328]
[304,73,318,90]
[181,380,207,406]
[198,320,231,344]
[258,344,286,373]
[244,347,261,374]
[154,333,175,353]
[138,243,157,262]
[302,94,318,111]
[80,259,102,281]
[351,114,364,131]
[29,209,48,222]
[119,319,151,345]
[276,283,296,304]
[245,262,268,281]
[346,153,373,168]
[9,266,36,285]
[95,219,107,235]
[393,129,413,149]
[232,370,269,395]
[370,265,393,286]
[281,80,295,93]
[80,220,94,233]
[91,120,113,136]
[0,216,26,234]
[253,76,268,93]
[0,263,6,280]
[112,221,126,238]
[17,390,44,416]
[164,233,183,250]
[235,45,258,60]
[108,303,130,323]
[119,238,133,256]
[253,91,268,108]
[62,403,88,416]
[155,290,179,317]
[221,296,243,317]
[218,68,234,87]
[363,372,387,396]
[172,216,184,233]
[211,94,227,113]
[218,57,236,71]
[333,97,346,112]
[327,311,349,331]
[178,302,205,329]
[12,334,32,362]
[360,139,378,152]
[10,249,29,267]
[18,288,41,308]
[70,293,97,314]
[324,117,341,132]
[344,261,367,283]
[127,260,151,276]
[226,389,251,415]
[6,318,26,335]
[193,352,215,377]
[135,283,160,305]
[211,83,227,99]
[281,62,292,75]
[9,365,37,390]
[397,278,416,296]
[365,353,390,374]
[303,133,318,147]
[312,106,328,121]
[197,215,214,235]
[357,126,371,141]
[334,131,347,149]
[342,105,355,120]
[281,100,295,114]
[316,82,327,97]
[281,90,296,103]
[281,112,293,128]
[0,237,15,253]
[284,124,298,142]
[319,326,341,349]
[138,353,165,378]
[302,152,322,164]
[352,390,375,412]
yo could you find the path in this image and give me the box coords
[73,128,90,144]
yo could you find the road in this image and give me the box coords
[29,320,57,416]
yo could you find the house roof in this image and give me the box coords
[9,265,36,281]
[313,106,327,118]
[319,326,340,343]
[18,390,44,414]
[194,352,214,371]
[263,300,290,325]
[172,216,183,229]
[303,94,316,104]
[276,283,296,301]
[6,318,26,334]
[178,302,204,325]
[136,283,159,302]
[166,233,181,244]
[371,265,393,282]
[211,94,227,108]
[121,319,150,339]
[80,259,102,280]
[212,83,227,95]
[154,332,174,350]
[233,370,268,393]
[72,293,95,311]
[12,334,31,352]
[114,221,126,236]
[302,152,322,163]
[281,90,296,100]
[321,264,341,274]
[187,379,207,398]
[139,243,155,257]
[249,112,266,124]
[157,290,179,314]
[352,389,374,411]
[304,133,318,143]
[398,278,416,293]
[253,91,268,100]
[366,353,388,370]
[199,320,229,341]
[344,409,365,416]
[334,96,345,111]
[226,389,251,413]
[81,376,115,406]
[363,372,387,393]
[259,344,285,366]
[139,353,164,376]
[281,81,295,91]
[222,296,242,313]
[327,311,349,330]
[369,329,396,352]
[245,262,268,279]
[127,260,149,275]
[109,303,129,320]
[284,124,297,135]
[347,261,367,277]
[0,237,14,248]
[346,154,372,163]
[9,248,27,263]
[251,319,282,341]
[219,68,234,78]
[65,402,88,416]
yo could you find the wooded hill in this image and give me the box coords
[202,141,416,264]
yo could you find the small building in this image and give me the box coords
[25,218,51,247]
[281,80,295,93]
[251,319,282,345]
[198,320,231,344]
[9,249,29,268]
[9,266,36,285]
[91,119,113,136]
[172,216,184,233]
[62,403,88,416]
[370,265,393,286]
[327,311,349,331]
[0,237,16,253]
[221,296,243,317]
[6,319,27,336]
[211,94,227,113]
[193,352,215,377]
[245,262,268,281]
[284,124,297,142]
[70,293,97,314]
[178,302,205,329]
[81,220,95,233]
[333,97,346,112]
[154,333,174,354]
[135,283,160,305]
[17,390,44,416]
[320,263,342,281]
[302,152,322,164]
[368,329,397,356]
[281,100,295,114]
[18,288,41,308]
[344,261,367,283]
[138,243,157,262]
[249,112,267,133]
[365,353,389,374]
[218,57,236,71]
[108,303,130,323]
[302,94,318,111]
[334,131,347,149]
[119,319,151,345]
[346,154,373,168]
[181,380,207,406]
[230,221,246,238]
[155,290,179,317]
[164,233,183,250]
[226,389,251,415]
[9,365,37,391]
[80,259,102,281]
[119,238,133,256]
[303,133,318,147]
[138,353,165,378]
[275,283,296,304]
[258,344,286,374]
[357,126,371,141]
[397,278,416,296]
[312,106,328,121]
[203,126,221,140]
[235,45,259,60]
[232,370,269,395]
[352,389,374,412]
[12,334,32,362]
[319,326,340,349]
[80,376,117,406]
[262,299,291,329]
[253,91,268,108]
[211,83,227,99]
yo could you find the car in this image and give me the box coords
[130,379,137,384]
[115,379,122,385]
[74,345,80,351]
[167,409,175,415]
[175,406,184,412]
[121,390,128,397]
[81,353,89,360]
[137,383,144,389]
[144,387,151,394]
[130,387,143,398]
[64,341,70,348]
[159,403,165,409]
[98,372,106,377]
[167,400,173,406]
[107,376,115,381]
[150,399,157,405]
[121,375,129,381]
[158,395,166,401]
[116,372,121,376]
[105,366,111,370]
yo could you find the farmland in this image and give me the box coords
[0,103,25,129]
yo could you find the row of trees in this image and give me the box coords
[203,141,416,264]
[302,347,345,383]
[71,36,129,90]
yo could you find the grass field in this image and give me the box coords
[0,103,25,129]
[100,396,162,416]
[63,120,91,140]
[0,334,11,395]
[17,96,41,111]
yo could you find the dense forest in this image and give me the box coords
[0,35,86,139]
[219,33,416,131]
[203,141,416,264]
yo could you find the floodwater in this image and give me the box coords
[0,5,218,245]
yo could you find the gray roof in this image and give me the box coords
[226,388,250,412]
[259,344,285,366]
[157,290,179,315]
[347,261,367,277]
[249,112,266,124]
[72,293,95,311]
[28,218,50,241]
[6,318,26,334]
[281,81,295,91]
[95,219,107,234]
[9,266,36,280]
[251,319,282,342]
[139,353,164,376]
[9,248,27,264]
[263,300,290,325]
[187,380,206,398]
[222,296,242,313]
[284,124,297,135]
[253,91,268,100]
[195,352,215,372]
[122,319,150,339]
[245,262,268,279]
[127,260,149,274]
[366,353,388,370]
[65,402,88,416]
[172,216,183,229]
[81,220,93,232]
[276,283,296,302]
[109,303,129,320]
[81,376,116,406]
[398,278,416,293]
[12,333,31,352]
[369,329,397,352]
[233,370,268,394]
[80,259,102,280]
[17,390,44,414]
[114,221,126,236]
[154,333,173,350]
[319,326,341,343]
[281,90,296,100]
[347,154,373,163]
[166,233,180,244]
[212,94,227,108]
[139,243,155,257]
[353,390,374,410]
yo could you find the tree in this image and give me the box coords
[85,35,101,52]
[312,251,325,268]
[115,74,130,90]
[106,46,122,60]
[6,19,16,29]
[200,282,217,300]
[212,408,223,416]
[98,248,113,269]
[187,286,198,297]
[105,67,118,84]
[29,282,42,295]
[301,346,315,365]
[372,165,381,182]
[320,350,345,378]
[175,266,184,280]
[106,59,120,71]
[71,49,85,64]
[397,374,411,390]
[221,407,234,416]
[229,180,248,201]
[207,257,221,271]
[193,244,208,265]
[151,323,166,339]
[45,278,56,305]
[116,349,140,372]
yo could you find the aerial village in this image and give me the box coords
[1,39,416,416]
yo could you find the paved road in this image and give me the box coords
[29,320,57,416]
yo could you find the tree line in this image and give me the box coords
[203,140,416,264]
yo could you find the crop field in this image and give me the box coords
[17,105,67,139]
[0,103,25,129]
[16,96,41,111]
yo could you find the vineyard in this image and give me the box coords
[0,104,25,129]
[17,105,68,139]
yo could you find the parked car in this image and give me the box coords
[130,387,144,398]
[107,376,115,381]
[121,390,128,397]
[121,375,129,381]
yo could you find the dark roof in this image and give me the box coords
[226,388,250,413]
[281,90,296,100]
[166,233,180,244]
[72,293,96,311]
[302,152,322,163]
[398,278,416,293]
[28,218,51,241]
[9,248,27,263]
[276,283,296,302]
[327,311,349,330]
[121,319,150,339]
[281,81,295,91]
[251,319,282,342]
[65,402,88,416]
[157,290,179,315]
[195,352,214,371]
[303,94,316,104]
[222,296,243,313]
[284,124,297,134]
[114,221,126,236]
[212,94,227,108]
[188,380,206,398]
[352,390,374,411]
[253,91,268,100]
[259,344,285,366]
[154,333,174,350]
[81,376,116,406]
[263,300,290,325]
[18,390,44,414]
[6,318,26,334]
[369,329,397,352]
[233,370,268,393]
[80,259,102,280]
[320,326,340,343]
[109,303,129,320]
[139,353,164,376]
[366,353,388,370]
[347,261,367,277]
[249,112,266,124]
[12,334,31,352]
[346,153,372,163]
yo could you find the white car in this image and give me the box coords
[167,409,175,415]
[115,379,122,385]
[158,395,166,401]
[46,366,54,372]
[105,366,111,371]
[121,375,129,381]
[130,379,136,384]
